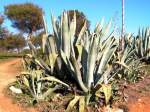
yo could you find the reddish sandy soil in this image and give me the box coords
[121,75,150,112]
[0,58,36,112]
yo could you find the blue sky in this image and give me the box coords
[0,0,150,35]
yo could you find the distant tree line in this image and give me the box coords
[0,33,26,52]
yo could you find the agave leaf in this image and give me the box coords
[24,54,33,58]
[103,65,112,84]
[43,15,48,34]
[96,65,113,86]
[76,21,87,44]
[36,71,42,95]
[40,76,69,88]
[115,47,135,71]
[35,70,43,76]
[70,12,76,57]
[97,37,117,75]
[47,36,58,72]
[66,95,80,112]
[48,35,57,54]
[35,59,51,72]
[95,84,112,105]
[71,55,88,93]
[48,53,58,73]
[42,34,48,53]
[94,17,104,34]
[22,59,27,70]
[76,44,83,62]
[61,50,74,72]
[23,76,29,87]
[28,41,37,56]
[51,13,59,39]
[86,36,98,88]
[31,71,36,95]
[84,31,90,52]
[102,84,112,105]
[62,11,70,58]
[115,61,130,70]
[59,14,63,50]
[81,47,88,83]
[70,11,76,40]
[60,50,69,65]
[51,12,62,49]
[101,20,112,36]
[141,36,144,57]
[100,37,110,51]
[79,96,85,112]
[95,86,103,98]
[121,47,135,63]
[42,85,60,100]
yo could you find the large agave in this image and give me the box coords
[20,11,142,112]
[38,12,119,111]
[42,11,141,110]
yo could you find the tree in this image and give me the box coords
[30,32,44,48]
[1,34,26,52]
[5,3,44,35]
[14,34,26,52]
[0,15,8,51]
[59,10,90,37]
[0,15,4,25]
[0,15,8,39]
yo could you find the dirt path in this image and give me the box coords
[0,58,35,112]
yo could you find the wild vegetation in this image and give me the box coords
[0,2,150,112]
[6,11,149,112]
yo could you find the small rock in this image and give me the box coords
[138,98,141,102]
[9,86,22,94]
[114,108,124,112]
[103,106,124,112]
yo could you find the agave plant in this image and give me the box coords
[17,11,142,112]
[115,45,142,82]
[135,28,150,62]
[40,11,119,111]
[17,54,69,102]
[124,28,150,62]
[41,11,142,111]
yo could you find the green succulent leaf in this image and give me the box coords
[48,53,58,73]
[71,55,88,93]
[96,84,112,105]
[76,21,87,45]
[86,36,98,88]
[40,76,69,88]
[102,84,112,105]
[42,34,48,53]
[79,96,85,112]
[23,76,29,87]
[62,11,70,58]
[66,95,80,112]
